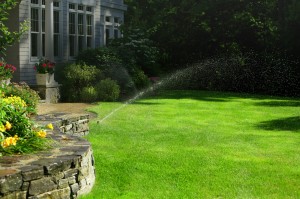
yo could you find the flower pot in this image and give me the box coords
[36,73,55,86]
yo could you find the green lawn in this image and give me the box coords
[82,90,300,199]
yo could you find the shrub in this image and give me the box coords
[61,63,101,102]
[80,87,98,102]
[132,69,150,90]
[96,78,120,102]
[2,82,40,114]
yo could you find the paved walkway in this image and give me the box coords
[37,103,97,118]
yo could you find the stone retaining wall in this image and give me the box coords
[0,114,95,199]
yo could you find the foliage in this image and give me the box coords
[76,47,121,70]
[131,69,150,90]
[96,78,120,102]
[0,60,16,80]
[2,82,40,114]
[0,91,53,155]
[0,0,29,57]
[124,0,299,74]
[61,63,101,102]
[34,58,55,74]
[80,87,98,103]
[110,29,161,76]
[162,52,300,97]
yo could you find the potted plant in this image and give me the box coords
[0,60,16,86]
[34,58,55,86]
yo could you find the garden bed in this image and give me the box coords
[0,113,95,199]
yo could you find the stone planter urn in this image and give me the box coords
[36,73,55,86]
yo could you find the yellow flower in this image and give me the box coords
[1,136,19,148]
[46,123,54,130]
[5,121,12,131]
[37,130,47,138]
[0,124,5,132]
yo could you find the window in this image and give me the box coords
[54,2,60,7]
[106,29,110,44]
[114,29,119,39]
[31,8,39,57]
[54,10,60,57]
[68,4,94,57]
[69,3,75,10]
[114,17,119,24]
[78,5,83,11]
[86,6,92,12]
[86,15,92,48]
[30,0,45,58]
[105,16,110,22]
[69,12,76,57]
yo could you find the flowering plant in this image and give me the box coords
[0,61,16,80]
[0,90,53,155]
[34,58,55,74]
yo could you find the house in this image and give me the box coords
[6,0,127,85]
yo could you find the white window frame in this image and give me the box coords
[53,1,62,60]
[30,0,45,61]
[68,3,94,59]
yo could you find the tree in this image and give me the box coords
[0,0,28,57]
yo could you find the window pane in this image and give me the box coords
[54,2,59,7]
[69,36,75,56]
[31,33,38,56]
[86,6,92,12]
[69,3,75,10]
[114,29,118,39]
[54,11,59,33]
[105,16,110,22]
[87,15,92,36]
[78,14,84,35]
[78,36,84,52]
[78,5,83,10]
[42,34,45,56]
[87,37,92,48]
[31,0,38,4]
[54,35,59,56]
[69,13,75,34]
[42,9,45,32]
[42,0,45,5]
[31,8,39,32]
[106,29,110,44]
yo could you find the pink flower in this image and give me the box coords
[42,63,47,68]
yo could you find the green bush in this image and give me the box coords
[96,78,120,102]
[80,87,98,102]
[2,82,40,114]
[61,63,101,102]
[132,69,150,90]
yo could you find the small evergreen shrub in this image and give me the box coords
[80,87,98,102]
[96,78,120,102]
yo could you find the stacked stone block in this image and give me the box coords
[0,114,95,199]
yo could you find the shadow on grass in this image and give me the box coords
[256,116,300,132]
[147,90,230,102]
[254,101,300,107]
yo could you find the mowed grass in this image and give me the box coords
[82,90,300,199]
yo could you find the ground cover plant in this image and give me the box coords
[82,90,300,198]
